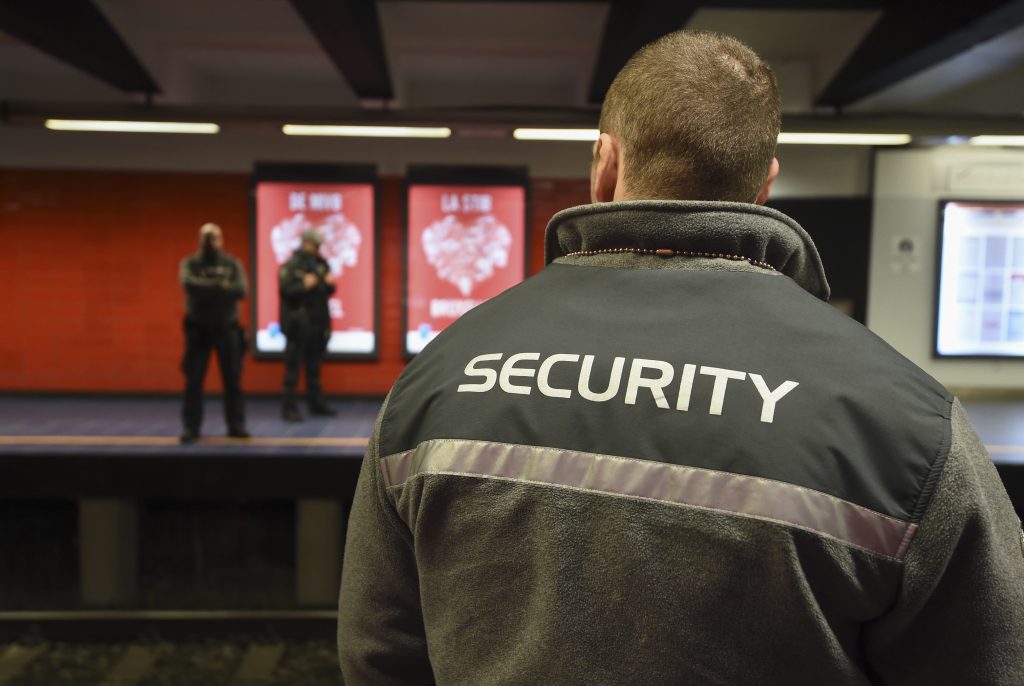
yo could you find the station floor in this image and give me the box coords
[0,396,378,458]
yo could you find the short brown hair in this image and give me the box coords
[599,30,780,203]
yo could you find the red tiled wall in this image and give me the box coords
[0,169,590,394]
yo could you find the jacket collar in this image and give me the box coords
[544,200,830,301]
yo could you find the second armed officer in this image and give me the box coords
[278,230,337,421]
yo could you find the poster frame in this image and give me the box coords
[402,165,531,359]
[249,161,380,361]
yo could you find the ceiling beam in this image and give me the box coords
[817,0,1024,107]
[0,0,158,94]
[288,0,393,101]
[588,1,702,104]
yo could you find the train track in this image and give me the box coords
[0,611,342,685]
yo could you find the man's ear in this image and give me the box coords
[755,157,780,205]
[591,133,621,203]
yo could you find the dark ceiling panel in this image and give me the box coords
[586,0,891,105]
[0,0,159,93]
[588,1,701,104]
[710,0,885,7]
[374,0,881,4]
[818,0,1024,107]
[289,0,393,100]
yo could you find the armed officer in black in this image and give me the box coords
[279,230,337,421]
[179,223,249,443]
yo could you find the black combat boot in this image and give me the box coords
[227,425,251,439]
[282,402,303,422]
[308,396,337,417]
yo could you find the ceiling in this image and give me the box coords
[1,0,1024,136]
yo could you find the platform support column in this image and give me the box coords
[295,498,345,606]
[78,498,138,607]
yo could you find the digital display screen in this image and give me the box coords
[404,169,527,355]
[935,200,1024,357]
[252,165,377,358]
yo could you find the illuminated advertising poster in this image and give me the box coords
[252,166,377,358]
[405,173,527,355]
[936,200,1024,357]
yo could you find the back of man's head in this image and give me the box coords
[599,30,780,203]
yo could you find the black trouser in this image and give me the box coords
[181,320,246,432]
[283,326,327,406]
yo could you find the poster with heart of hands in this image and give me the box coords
[405,184,527,354]
[254,180,376,357]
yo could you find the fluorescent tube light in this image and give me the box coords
[45,119,219,134]
[969,135,1024,146]
[513,128,600,141]
[282,124,451,138]
[777,132,911,146]
[513,129,912,145]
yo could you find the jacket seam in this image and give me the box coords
[373,392,417,537]
[909,393,955,525]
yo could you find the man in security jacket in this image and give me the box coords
[338,31,1024,685]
